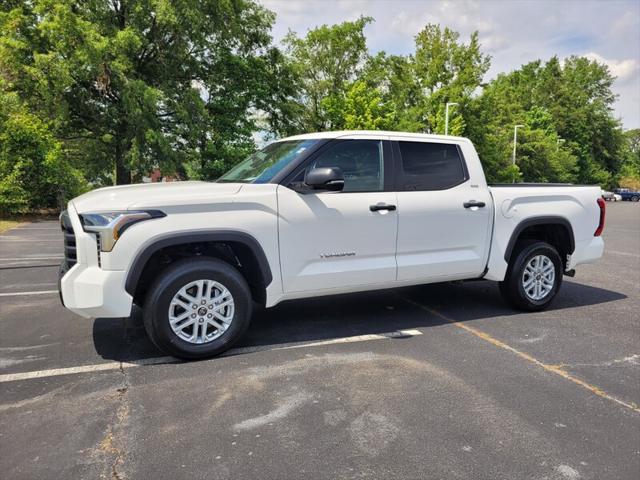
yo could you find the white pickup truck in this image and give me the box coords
[59,131,605,358]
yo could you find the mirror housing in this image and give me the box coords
[304,167,345,191]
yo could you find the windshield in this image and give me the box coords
[218,140,320,183]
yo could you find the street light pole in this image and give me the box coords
[445,102,458,135]
[512,124,524,165]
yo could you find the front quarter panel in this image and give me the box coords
[100,184,283,303]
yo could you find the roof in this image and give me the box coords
[278,130,469,143]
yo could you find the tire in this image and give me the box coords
[632,195,639,202]
[499,241,563,311]
[143,257,252,359]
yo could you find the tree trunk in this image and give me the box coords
[115,142,131,185]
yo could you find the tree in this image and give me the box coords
[466,56,621,184]
[283,16,372,132]
[413,25,490,134]
[1,0,292,184]
[338,80,394,130]
[0,88,86,214]
[618,129,640,189]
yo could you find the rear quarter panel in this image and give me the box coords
[485,185,604,281]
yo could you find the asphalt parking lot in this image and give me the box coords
[0,203,638,480]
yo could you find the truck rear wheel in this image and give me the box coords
[499,241,563,311]
[143,258,252,359]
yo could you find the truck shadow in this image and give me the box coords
[92,279,627,362]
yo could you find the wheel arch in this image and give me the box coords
[504,216,575,265]
[125,230,273,305]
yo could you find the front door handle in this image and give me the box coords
[370,203,397,212]
[463,200,486,209]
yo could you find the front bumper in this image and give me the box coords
[58,205,133,319]
[59,263,132,318]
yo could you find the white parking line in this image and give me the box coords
[0,290,58,297]
[607,250,640,258]
[0,329,423,383]
[0,233,60,237]
[0,240,62,243]
[13,227,59,230]
[0,256,63,261]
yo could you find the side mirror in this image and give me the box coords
[304,167,345,191]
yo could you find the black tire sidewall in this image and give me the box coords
[143,258,252,359]
[503,242,563,311]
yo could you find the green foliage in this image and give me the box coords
[466,56,621,184]
[0,5,633,199]
[0,90,86,215]
[283,16,373,132]
[322,80,395,130]
[1,0,291,185]
[413,25,490,134]
[617,129,640,189]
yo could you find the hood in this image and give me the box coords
[71,181,243,213]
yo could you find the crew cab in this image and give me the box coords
[59,131,605,358]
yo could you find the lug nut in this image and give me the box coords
[191,313,196,318]
[208,304,213,309]
[207,313,212,318]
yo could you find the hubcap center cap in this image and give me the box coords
[198,307,208,316]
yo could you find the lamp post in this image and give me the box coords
[512,124,524,165]
[445,102,458,136]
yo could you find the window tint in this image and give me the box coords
[398,141,466,191]
[310,140,384,192]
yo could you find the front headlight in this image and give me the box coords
[79,210,165,252]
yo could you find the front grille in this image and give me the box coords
[96,234,101,267]
[60,210,77,268]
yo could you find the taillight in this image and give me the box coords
[594,197,606,236]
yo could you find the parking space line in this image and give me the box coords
[0,240,62,243]
[0,357,178,383]
[0,290,58,297]
[0,256,63,261]
[607,250,640,258]
[0,328,423,383]
[402,297,640,414]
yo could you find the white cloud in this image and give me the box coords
[584,52,639,81]
[259,0,640,128]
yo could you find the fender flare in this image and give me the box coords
[124,230,273,296]
[503,216,575,262]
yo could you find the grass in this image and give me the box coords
[0,219,23,233]
[0,213,59,233]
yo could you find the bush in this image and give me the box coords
[0,99,87,215]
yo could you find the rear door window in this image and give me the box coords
[397,141,467,191]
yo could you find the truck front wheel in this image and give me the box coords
[499,241,563,311]
[143,258,252,359]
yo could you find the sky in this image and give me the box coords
[260,0,640,129]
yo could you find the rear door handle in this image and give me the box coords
[463,201,486,209]
[370,203,397,212]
